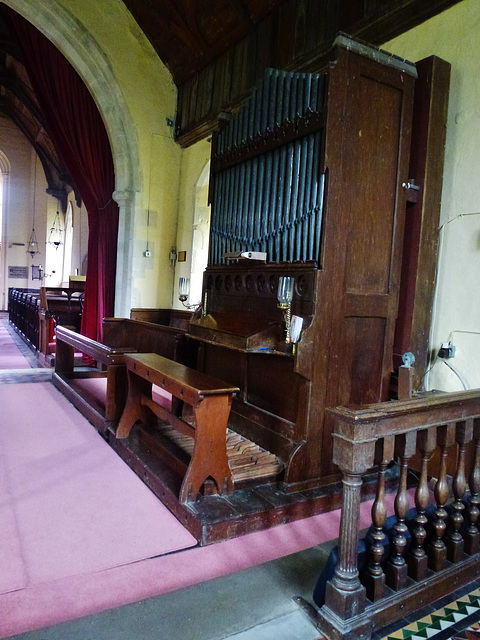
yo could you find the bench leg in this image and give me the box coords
[116,369,153,439]
[105,364,128,425]
[179,394,234,503]
[55,338,74,374]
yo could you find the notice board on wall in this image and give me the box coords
[8,266,28,279]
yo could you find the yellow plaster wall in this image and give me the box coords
[385,0,480,391]
[0,117,51,306]
[52,0,182,309]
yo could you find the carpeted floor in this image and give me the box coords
[0,317,35,370]
[0,382,198,593]
[3,314,480,640]
[0,316,345,637]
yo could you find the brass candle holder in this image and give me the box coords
[277,276,294,343]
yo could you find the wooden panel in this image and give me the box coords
[202,343,247,393]
[102,318,191,363]
[212,49,233,115]
[174,0,461,147]
[338,316,387,406]
[129,308,191,330]
[247,352,299,422]
[344,76,402,295]
[196,64,215,121]
[305,44,415,480]
[231,33,256,102]
[203,264,317,321]
[393,56,451,385]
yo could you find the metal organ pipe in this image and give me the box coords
[210,69,326,266]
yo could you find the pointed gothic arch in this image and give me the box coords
[3,0,140,316]
[0,148,11,309]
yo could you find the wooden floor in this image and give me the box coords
[108,424,399,545]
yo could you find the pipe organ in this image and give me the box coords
[189,35,417,491]
[209,69,326,266]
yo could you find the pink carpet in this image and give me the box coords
[0,322,32,369]
[0,493,395,639]
[0,382,197,635]
[0,380,408,638]
[71,376,173,414]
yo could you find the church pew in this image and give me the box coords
[52,318,197,433]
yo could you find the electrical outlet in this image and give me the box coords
[438,341,455,358]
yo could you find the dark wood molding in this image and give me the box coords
[393,55,451,390]
[175,0,461,147]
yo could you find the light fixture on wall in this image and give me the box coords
[277,276,295,343]
[178,276,190,303]
[47,209,64,249]
[26,157,40,258]
[178,276,205,314]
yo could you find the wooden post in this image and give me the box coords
[363,436,395,601]
[465,418,480,554]
[316,436,376,640]
[386,431,417,591]
[408,426,436,580]
[428,423,455,571]
[447,420,472,562]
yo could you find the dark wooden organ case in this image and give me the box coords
[189,35,417,491]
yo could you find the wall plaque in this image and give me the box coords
[8,266,28,279]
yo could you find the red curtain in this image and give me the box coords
[6,7,118,342]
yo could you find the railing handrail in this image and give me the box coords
[314,387,480,640]
[328,389,480,450]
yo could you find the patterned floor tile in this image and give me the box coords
[380,589,480,640]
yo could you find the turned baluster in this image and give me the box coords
[323,439,376,623]
[447,420,472,562]
[408,426,436,581]
[464,418,480,555]
[386,431,416,591]
[428,423,455,571]
[363,436,394,602]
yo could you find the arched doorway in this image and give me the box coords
[190,161,211,306]
[0,149,11,310]
[3,0,140,317]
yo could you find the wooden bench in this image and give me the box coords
[53,318,197,433]
[53,325,136,432]
[116,353,240,503]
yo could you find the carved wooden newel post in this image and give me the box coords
[317,431,376,640]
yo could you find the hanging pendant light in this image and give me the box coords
[26,156,40,258]
[26,227,40,257]
[48,209,64,249]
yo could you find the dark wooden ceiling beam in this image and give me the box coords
[174,0,462,147]
[228,0,255,28]
[123,0,283,84]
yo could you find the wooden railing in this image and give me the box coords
[314,388,480,640]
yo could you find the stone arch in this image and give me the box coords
[0,148,10,174]
[3,0,139,315]
[0,149,11,309]
[190,160,211,304]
